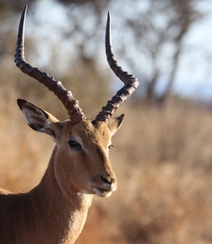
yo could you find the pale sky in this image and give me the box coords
[22,0,212,101]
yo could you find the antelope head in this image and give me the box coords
[14,6,139,198]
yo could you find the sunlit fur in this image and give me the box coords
[0,100,124,244]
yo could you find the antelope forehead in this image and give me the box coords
[71,133,111,151]
[67,120,112,149]
[80,121,110,138]
[70,134,110,154]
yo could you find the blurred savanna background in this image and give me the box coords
[1,0,212,243]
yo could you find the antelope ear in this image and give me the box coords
[107,114,125,135]
[17,99,60,140]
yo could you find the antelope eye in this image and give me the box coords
[68,140,82,151]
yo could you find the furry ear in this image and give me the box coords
[17,99,60,140]
[107,114,125,136]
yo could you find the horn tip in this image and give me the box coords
[20,4,28,26]
[23,4,28,13]
[107,11,111,22]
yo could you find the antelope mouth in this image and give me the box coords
[91,177,117,198]
[92,187,114,198]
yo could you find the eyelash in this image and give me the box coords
[108,145,114,150]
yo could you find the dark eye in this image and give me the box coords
[108,144,114,150]
[68,140,82,151]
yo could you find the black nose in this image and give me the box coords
[101,175,115,185]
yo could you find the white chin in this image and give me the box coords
[92,187,113,198]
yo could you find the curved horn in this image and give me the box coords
[95,12,139,122]
[14,5,86,125]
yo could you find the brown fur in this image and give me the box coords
[0,100,124,244]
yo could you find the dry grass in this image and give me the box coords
[78,102,212,244]
[1,88,212,244]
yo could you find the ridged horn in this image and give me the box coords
[95,12,139,122]
[14,5,86,125]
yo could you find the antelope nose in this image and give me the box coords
[101,175,116,191]
[101,175,115,185]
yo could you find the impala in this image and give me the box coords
[0,5,139,244]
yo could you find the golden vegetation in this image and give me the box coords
[76,103,212,244]
[1,78,212,243]
[1,3,211,243]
